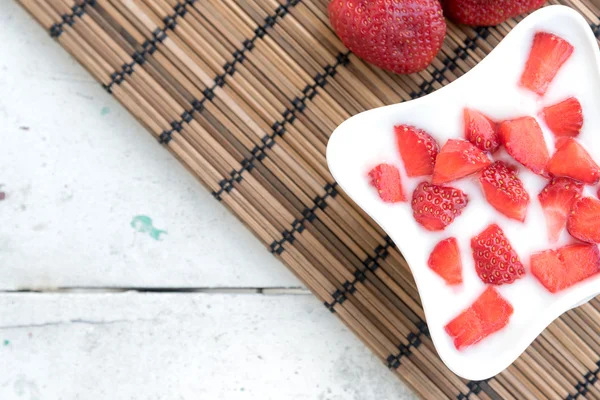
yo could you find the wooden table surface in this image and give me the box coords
[0,2,417,399]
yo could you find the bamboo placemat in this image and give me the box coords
[17,0,600,398]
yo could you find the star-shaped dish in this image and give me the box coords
[327,6,600,380]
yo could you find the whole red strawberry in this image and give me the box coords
[328,0,446,74]
[443,0,545,27]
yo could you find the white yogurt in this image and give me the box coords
[327,6,600,380]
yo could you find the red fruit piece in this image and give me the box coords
[531,244,600,293]
[480,161,530,222]
[444,308,481,351]
[547,138,600,185]
[368,164,406,203]
[442,0,544,27]
[464,108,500,152]
[540,97,583,138]
[427,238,463,285]
[395,125,440,177]
[328,0,446,74]
[538,178,584,243]
[445,287,513,351]
[498,116,550,175]
[519,32,574,96]
[471,224,525,285]
[567,197,600,244]
[432,139,491,184]
[411,182,468,231]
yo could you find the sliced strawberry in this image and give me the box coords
[395,125,439,177]
[471,224,525,285]
[471,287,513,336]
[540,97,583,137]
[445,308,482,351]
[530,250,563,292]
[567,197,600,243]
[432,139,491,184]
[498,116,550,175]
[519,32,574,96]
[479,161,530,222]
[368,164,405,203]
[464,108,500,152]
[547,138,600,185]
[411,182,468,231]
[427,237,463,285]
[445,287,513,351]
[531,244,600,293]
[538,178,584,242]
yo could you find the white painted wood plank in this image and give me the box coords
[0,292,417,399]
[0,1,300,289]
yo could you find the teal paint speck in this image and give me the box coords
[100,107,110,116]
[130,215,167,240]
[3,340,9,346]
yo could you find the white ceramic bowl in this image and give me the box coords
[327,6,600,380]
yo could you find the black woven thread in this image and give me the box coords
[385,320,429,369]
[104,0,298,95]
[324,235,394,312]
[410,27,489,99]
[49,0,96,38]
[268,183,338,255]
[566,361,600,399]
[457,380,486,400]
[212,52,350,199]
[592,23,600,39]
[144,0,299,143]
[103,0,195,93]
[385,318,486,399]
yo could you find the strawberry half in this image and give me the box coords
[538,178,584,243]
[498,116,550,175]
[540,97,583,138]
[479,161,530,222]
[432,139,491,184]
[395,125,440,177]
[531,244,600,293]
[443,0,544,27]
[567,197,600,244]
[427,237,463,285]
[547,138,600,185]
[368,164,406,203]
[519,32,574,96]
[411,182,468,231]
[464,108,500,153]
[328,0,446,74]
[471,224,525,285]
[445,287,513,351]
